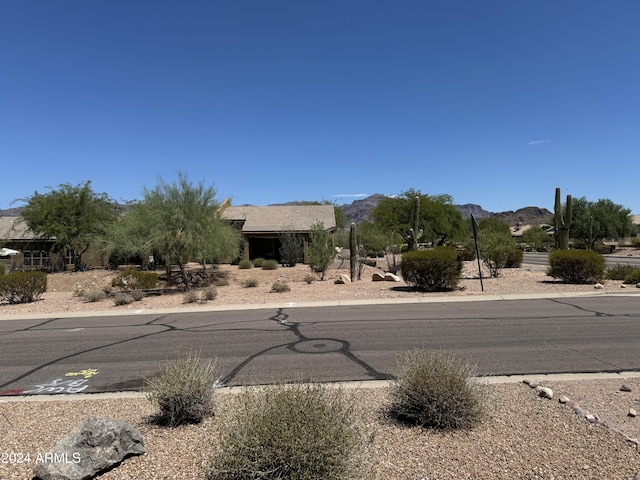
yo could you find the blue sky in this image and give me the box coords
[1,1,639,214]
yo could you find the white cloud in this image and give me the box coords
[527,139,550,146]
[332,193,368,198]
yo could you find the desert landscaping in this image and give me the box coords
[1,253,640,479]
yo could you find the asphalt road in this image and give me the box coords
[1,295,639,396]
[523,252,640,267]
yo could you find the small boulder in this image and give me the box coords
[538,387,554,399]
[558,395,570,404]
[621,384,633,392]
[383,272,401,282]
[629,408,637,418]
[334,274,351,284]
[33,417,144,480]
[371,272,385,282]
[594,283,604,289]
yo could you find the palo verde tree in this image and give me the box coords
[372,189,468,247]
[103,173,238,289]
[19,181,118,270]
[308,221,335,280]
[570,197,635,250]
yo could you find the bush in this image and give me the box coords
[130,289,144,301]
[547,249,606,284]
[308,222,335,280]
[0,264,5,276]
[145,350,219,427]
[84,289,106,302]
[504,248,523,268]
[207,382,365,480]
[238,259,253,269]
[0,271,47,304]
[400,247,462,291]
[606,264,638,281]
[241,278,258,288]
[279,232,304,267]
[632,238,640,249]
[202,287,218,301]
[623,269,640,285]
[112,269,158,290]
[261,259,278,270]
[479,230,516,277]
[389,350,486,431]
[252,257,265,268]
[303,273,315,284]
[270,280,290,292]
[113,293,134,305]
[184,290,199,303]
[215,278,229,287]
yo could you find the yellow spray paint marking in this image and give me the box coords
[65,368,99,379]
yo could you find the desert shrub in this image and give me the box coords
[504,248,523,268]
[202,287,218,301]
[606,264,638,280]
[479,230,516,277]
[261,259,278,270]
[270,280,290,293]
[84,289,106,302]
[238,259,253,269]
[389,350,486,431]
[308,222,335,280]
[215,278,230,287]
[184,290,199,303]
[623,269,640,285]
[632,238,640,249]
[111,269,158,290]
[131,290,144,301]
[0,264,5,276]
[145,350,219,427]
[113,293,134,306]
[0,271,47,304]
[207,382,365,480]
[241,278,258,288]
[252,257,265,268]
[547,249,606,284]
[303,273,315,284]
[400,247,462,291]
[280,231,304,267]
[103,284,113,295]
[457,242,476,261]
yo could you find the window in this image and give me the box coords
[23,250,50,267]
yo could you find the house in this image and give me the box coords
[220,205,336,263]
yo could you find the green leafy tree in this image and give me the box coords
[477,218,515,278]
[19,181,117,270]
[308,221,335,280]
[372,189,468,247]
[103,173,238,289]
[571,197,635,249]
[279,230,304,267]
[520,225,547,251]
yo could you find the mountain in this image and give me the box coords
[492,206,554,227]
[341,194,387,223]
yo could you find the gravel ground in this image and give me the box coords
[1,254,640,479]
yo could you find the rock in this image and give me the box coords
[621,384,632,392]
[538,387,553,399]
[334,274,351,284]
[383,272,401,282]
[629,408,637,417]
[594,283,604,289]
[558,395,570,404]
[371,272,385,282]
[33,417,144,480]
[522,379,531,385]
[585,413,599,423]
[529,381,541,389]
[636,282,640,288]
[574,408,589,417]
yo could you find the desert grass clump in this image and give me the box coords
[145,350,219,427]
[184,290,199,303]
[202,286,218,301]
[84,289,106,303]
[303,273,315,284]
[270,280,290,293]
[207,382,365,480]
[241,278,258,288]
[252,257,265,268]
[389,350,486,431]
[113,293,134,306]
[130,289,144,301]
[238,259,253,269]
[261,259,278,270]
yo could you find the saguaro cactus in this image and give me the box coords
[350,222,357,281]
[554,187,572,250]
[407,195,421,251]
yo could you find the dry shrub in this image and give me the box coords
[270,280,290,293]
[241,278,258,288]
[207,382,366,480]
[390,350,486,431]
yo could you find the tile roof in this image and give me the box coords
[221,205,336,233]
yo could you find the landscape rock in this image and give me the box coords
[334,274,351,284]
[528,381,541,389]
[630,408,637,418]
[538,387,554,399]
[621,384,633,392]
[558,395,570,404]
[33,417,144,480]
[383,272,401,282]
[594,283,604,289]
[371,272,385,282]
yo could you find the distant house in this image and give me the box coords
[0,216,61,271]
[221,205,336,263]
